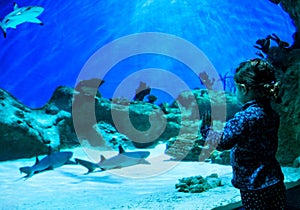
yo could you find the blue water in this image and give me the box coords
[0,0,295,107]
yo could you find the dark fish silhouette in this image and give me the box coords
[19,147,74,178]
[75,145,150,174]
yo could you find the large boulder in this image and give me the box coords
[0,88,75,161]
[43,86,74,113]
[272,59,300,165]
[277,0,300,43]
[262,0,300,165]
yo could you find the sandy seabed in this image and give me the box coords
[1,145,299,210]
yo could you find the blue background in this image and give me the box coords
[0,0,295,107]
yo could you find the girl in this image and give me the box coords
[201,58,286,209]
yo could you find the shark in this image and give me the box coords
[0,3,44,38]
[75,145,151,174]
[19,147,74,178]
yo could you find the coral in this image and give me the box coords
[268,33,290,48]
[159,102,171,114]
[147,94,158,104]
[254,37,271,57]
[218,72,235,92]
[175,173,222,193]
[199,72,215,90]
[176,89,240,121]
[96,121,134,149]
[0,83,242,161]
[133,81,151,101]
[75,78,105,97]
[111,97,131,106]
[254,33,290,60]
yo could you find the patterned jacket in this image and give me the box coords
[205,100,284,190]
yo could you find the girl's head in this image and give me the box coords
[234,58,280,104]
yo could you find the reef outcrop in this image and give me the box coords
[0,87,133,161]
[273,60,300,165]
[0,85,240,161]
[175,173,223,193]
[0,88,75,161]
[265,0,300,165]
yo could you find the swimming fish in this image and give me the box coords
[19,147,74,178]
[75,145,150,174]
[0,3,44,38]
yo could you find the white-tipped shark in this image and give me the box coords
[75,145,150,174]
[19,147,74,178]
[0,3,44,38]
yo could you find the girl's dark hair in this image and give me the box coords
[234,58,281,102]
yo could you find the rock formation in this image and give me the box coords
[0,85,240,161]
[1,1,299,165]
[266,0,300,165]
[0,88,74,161]
[175,173,223,193]
[272,0,300,49]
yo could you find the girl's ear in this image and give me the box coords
[240,84,248,95]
